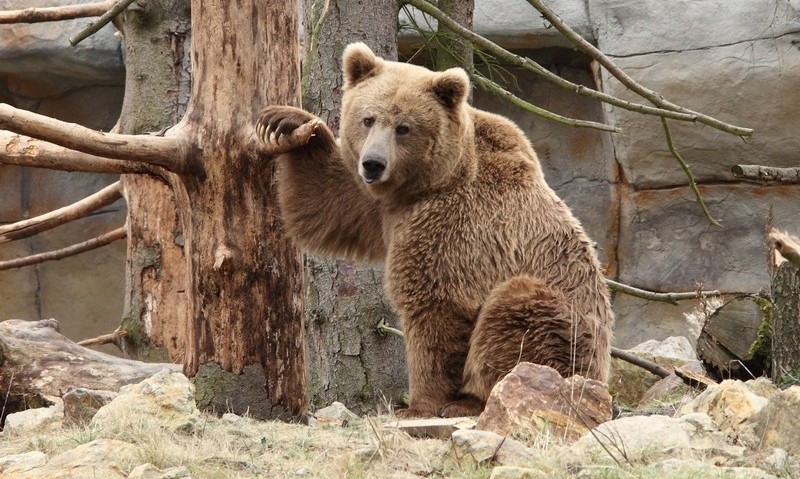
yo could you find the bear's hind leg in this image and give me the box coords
[459,275,596,403]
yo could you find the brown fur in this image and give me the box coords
[256,43,614,418]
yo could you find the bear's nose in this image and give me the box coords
[361,155,386,183]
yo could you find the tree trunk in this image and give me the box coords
[301,0,408,412]
[179,0,306,420]
[771,261,800,384]
[434,0,474,71]
[116,0,191,363]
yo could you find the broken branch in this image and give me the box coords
[470,72,622,133]
[609,347,671,379]
[606,279,720,305]
[524,0,752,138]
[0,226,126,271]
[0,131,160,174]
[78,328,128,348]
[0,182,122,244]
[0,104,188,173]
[0,0,114,24]
[70,0,138,46]
[732,165,800,184]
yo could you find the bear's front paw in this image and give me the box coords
[255,106,324,155]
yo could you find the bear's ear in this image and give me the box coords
[430,68,470,109]
[343,42,381,89]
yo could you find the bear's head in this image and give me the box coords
[340,43,475,204]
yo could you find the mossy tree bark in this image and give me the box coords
[301,0,408,413]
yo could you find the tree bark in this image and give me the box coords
[301,0,408,412]
[114,0,191,363]
[434,0,474,72]
[772,261,800,384]
[179,0,306,420]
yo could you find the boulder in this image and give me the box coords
[0,451,48,475]
[12,438,140,479]
[3,398,62,434]
[489,465,549,479]
[678,378,777,436]
[648,458,777,479]
[91,370,201,434]
[477,363,611,442]
[127,463,192,479]
[746,385,800,455]
[572,413,745,465]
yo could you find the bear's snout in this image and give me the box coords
[360,154,387,184]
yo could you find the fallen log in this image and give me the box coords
[0,318,180,426]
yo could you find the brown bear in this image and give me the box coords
[256,43,614,418]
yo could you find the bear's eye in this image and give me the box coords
[395,125,410,136]
[363,117,375,128]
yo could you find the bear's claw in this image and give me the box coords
[255,106,322,155]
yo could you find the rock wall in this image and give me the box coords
[1,0,799,355]
[0,0,126,353]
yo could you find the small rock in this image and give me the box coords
[347,446,380,469]
[571,413,745,465]
[313,401,358,426]
[489,465,548,479]
[4,399,63,433]
[221,412,244,423]
[0,450,47,474]
[678,378,775,436]
[127,463,192,479]
[451,429,537,467]
[763,448,788,472]
[63,387,118,426]
[477,363,611,442]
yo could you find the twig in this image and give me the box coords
[0,182,122,244]
[0,0,114,24]
[470,72,622,133]
[401,0,703,123]
[69,0,138,46]
[0,131,160,174]
[524,0,752,138]
[78,328,128,347]
[605,279,720,305]
[661,117,721,227]
[0,104,188,172]
[609,347,670,378]
[376,318,405,338]
[732,165,800,184]
[0,226,126,271]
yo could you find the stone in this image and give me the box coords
[649,458,777,479]
[451,429,537,467]
[609,336,698,406]
[0,451,48,475]
[489,465,549,479]
[747,386,800,455]
[19,439,140,479]
[763,448,789,472]
[477,363,611,442]
[62,387,118,426]
[388,417,477,439]
[3,399,63,433]
[572,413,745,465]
[314,401,359,426]
[678,379,776,436]
[92,370,201,434]
[127,463,192,479]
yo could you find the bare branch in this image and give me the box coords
[661,117,721,227]
[0,182,122,244]
[0,226,126,271]
[0,104,188,173]
[0,0,113,24]
[732,165,800,184]
[610,347,671,378]
[0,132,159,174]
[78,328,127,348]
[470,72,622,133]
[402,0,702,123]
[606,278,720,305]
[524,0,753,138]
[70,0,138,46]
[769,229,800,269]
